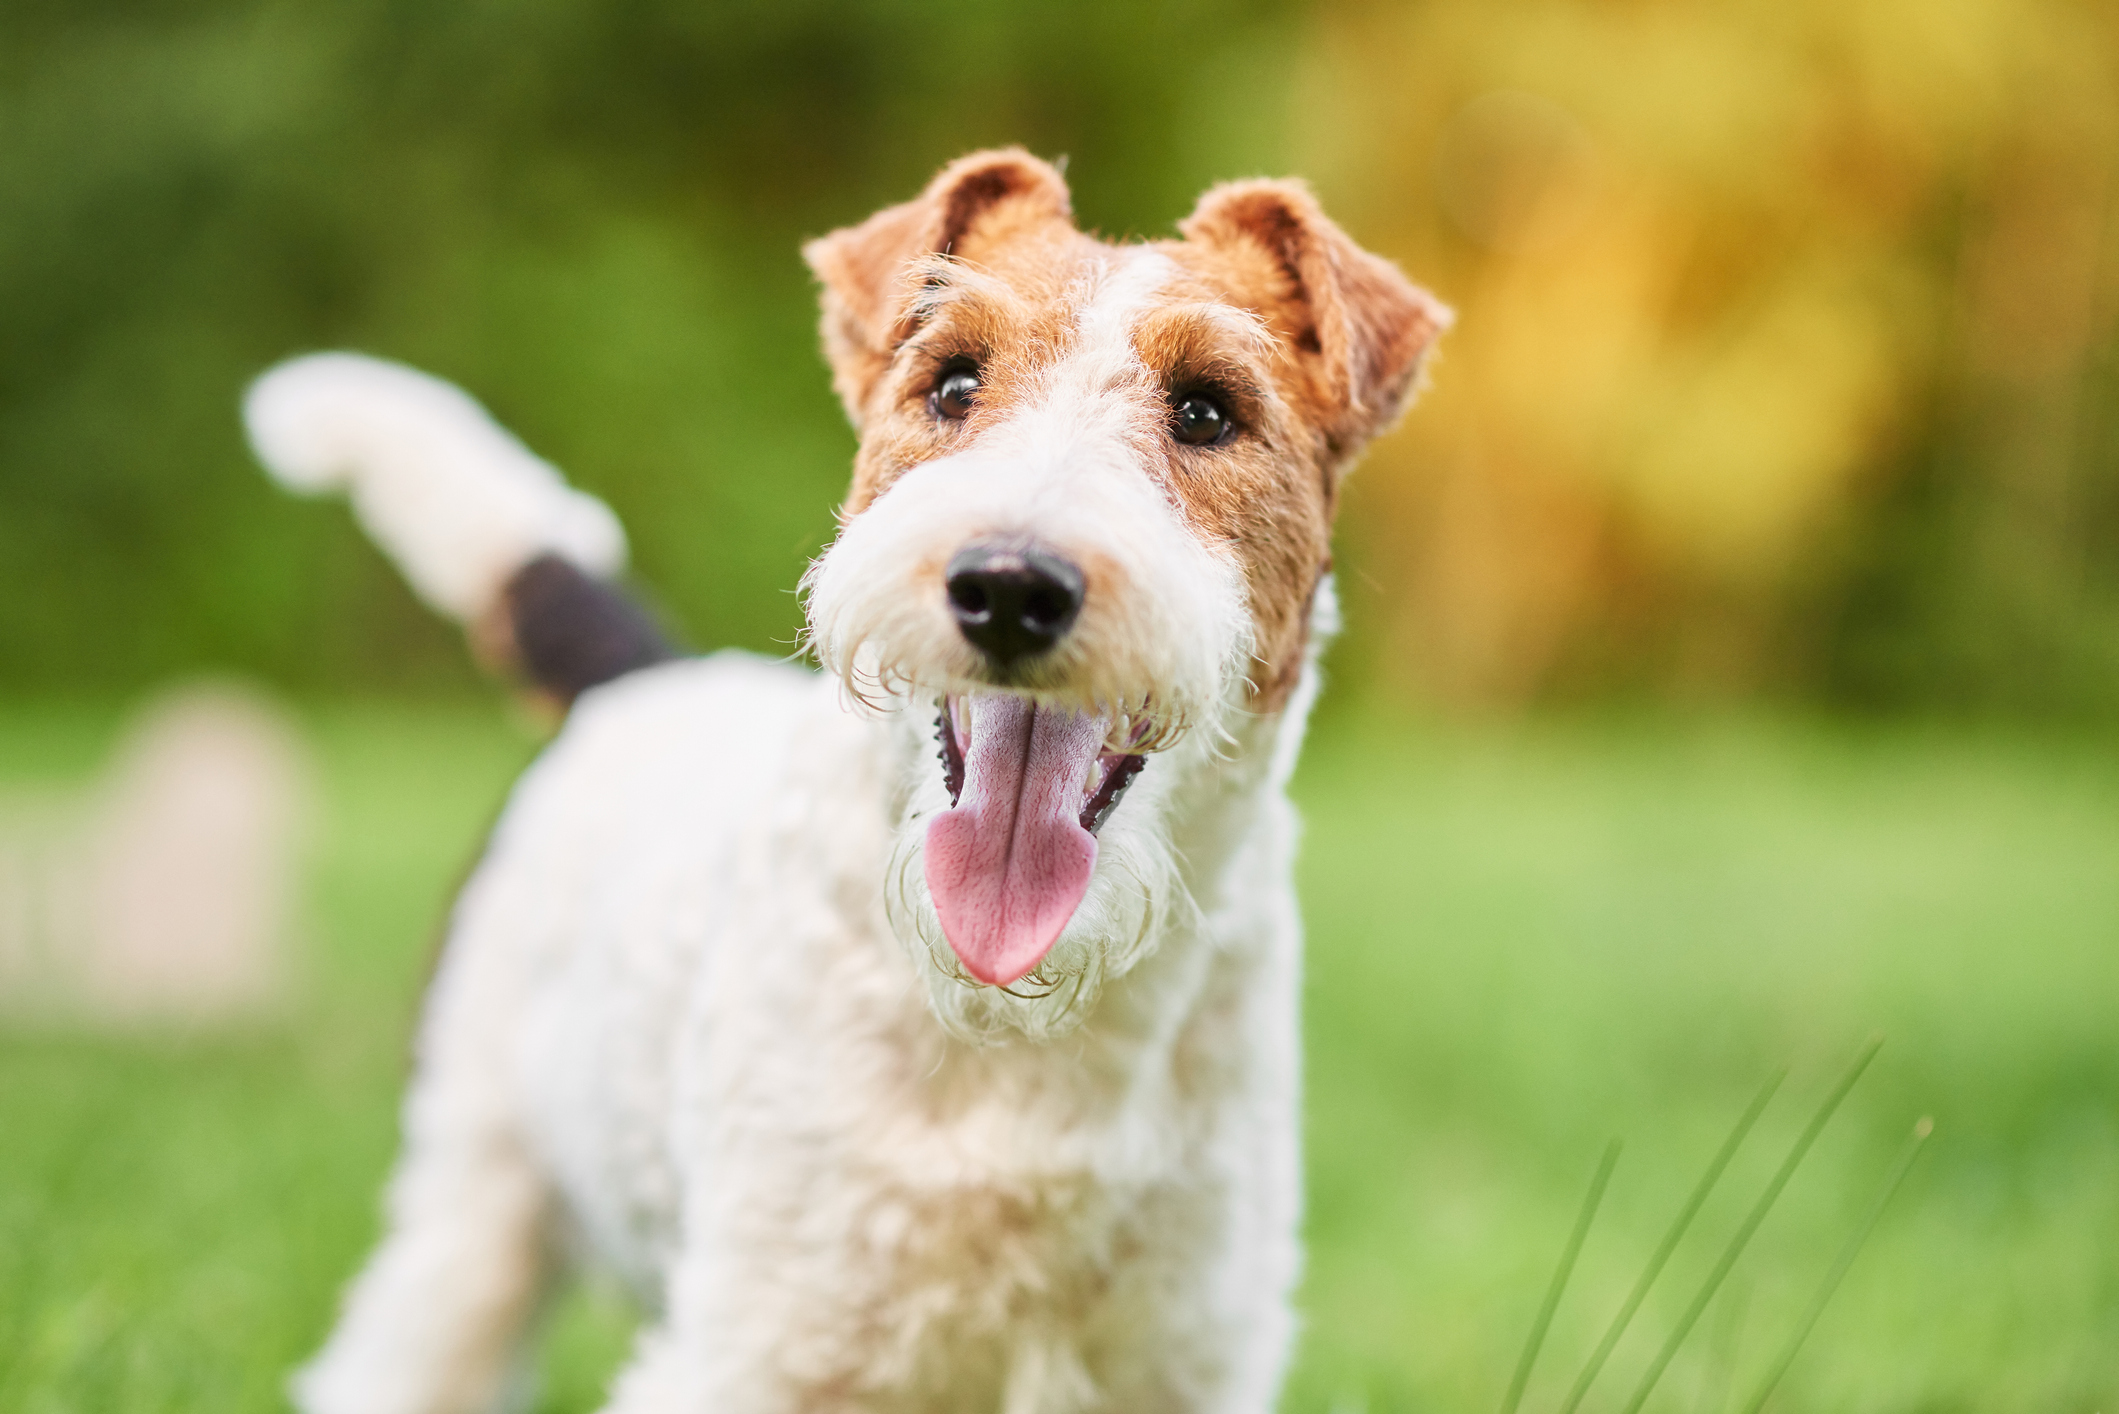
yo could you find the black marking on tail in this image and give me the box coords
[503,553,673,705]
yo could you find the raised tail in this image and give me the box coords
[244,353,672,705]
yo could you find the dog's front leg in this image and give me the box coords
[1001,1337,1099,1414]
[590,1325,1098,1414]
[294,1128,554,1414]
[295,891,560,1414]
[590,1326,701,1414]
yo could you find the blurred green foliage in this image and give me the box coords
[0,0,1297,691]
[1299,0,2119,712]
[3,0,2118,713]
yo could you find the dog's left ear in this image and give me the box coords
[1179,180,1451,465]
[804,149,1075,425]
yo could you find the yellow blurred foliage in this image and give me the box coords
[1298,0,2119,704]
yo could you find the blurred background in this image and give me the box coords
[5,0,2119,711]
[3,0,2117,1410]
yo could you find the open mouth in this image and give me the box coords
[935,697,1147,834]
[922,695,1149,987]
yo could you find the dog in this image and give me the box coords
[247,149,1447,1414]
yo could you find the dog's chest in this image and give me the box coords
[676,1003,1254,1406]
[671,911,1277,1390]
[529,921,1239,1373]
[495,657,1301,1399]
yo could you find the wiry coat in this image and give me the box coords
[259,150,1446,1414]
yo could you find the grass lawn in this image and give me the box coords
[1,698,2114,1411]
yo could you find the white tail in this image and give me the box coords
[243,353,626,622]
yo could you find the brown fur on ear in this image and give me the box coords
[1178,179,1451,468]
[803,149,1075,425]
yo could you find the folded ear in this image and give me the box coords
[1179,179,1451,463]
[803,148,1074,424]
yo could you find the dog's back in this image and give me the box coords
[469,652,824,1300]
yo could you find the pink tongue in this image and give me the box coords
[924,697,1105,986]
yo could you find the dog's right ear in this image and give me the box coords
[803,149,1073,425]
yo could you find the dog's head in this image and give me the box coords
[802,150,1447,1038]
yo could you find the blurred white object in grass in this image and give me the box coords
[0,682,312,1023]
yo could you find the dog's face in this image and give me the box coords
[802,151,1446,1037]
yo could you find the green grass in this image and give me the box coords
[2,701,2115,1411]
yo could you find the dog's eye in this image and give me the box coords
[931,363,980,421]
[1170,393,1231,447]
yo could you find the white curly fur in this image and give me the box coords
[285,253,1328,1414]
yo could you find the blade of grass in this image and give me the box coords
[1700,1276,1752,1414]
[1615,1037,1883,1414]
[1556,1070,1783,1414]
[1500,1138,1621,1414]
[1734,1116,1933,1414]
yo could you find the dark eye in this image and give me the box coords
[1171,392,1231,447]
[931,363,980,420]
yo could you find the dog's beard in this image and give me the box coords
[881,719,1191,1043]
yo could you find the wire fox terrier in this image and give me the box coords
[246,149,1447,1414]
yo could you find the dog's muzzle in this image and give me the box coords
[922,539,1154,987]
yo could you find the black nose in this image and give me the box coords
[945,542,1085,670]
